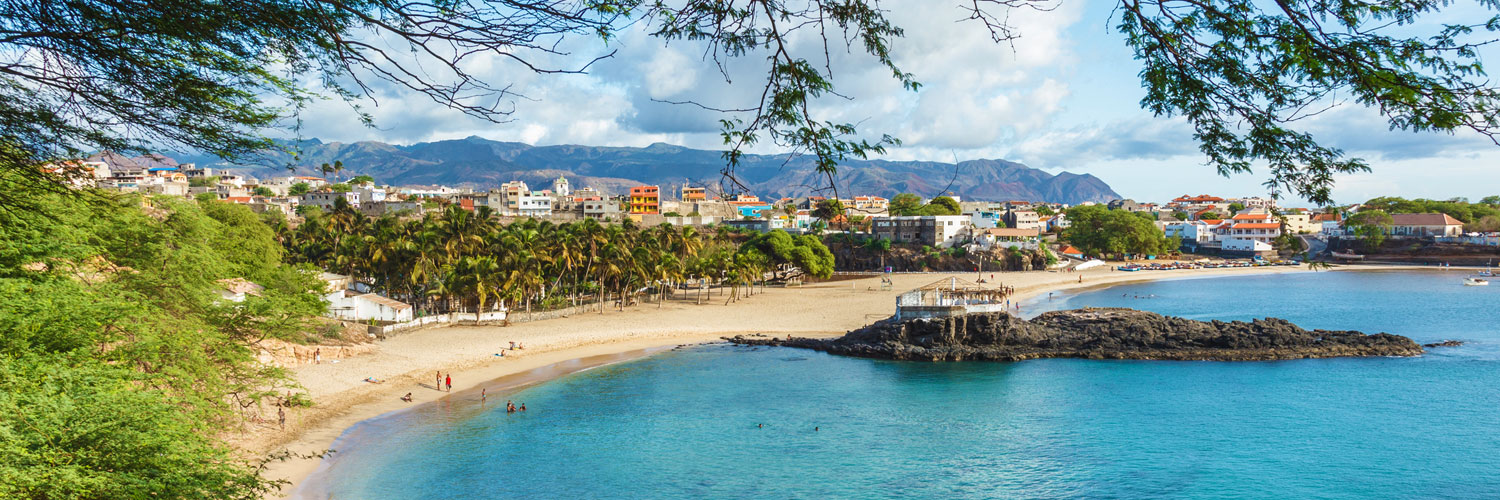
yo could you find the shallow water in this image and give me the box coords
[298,270,1500,499]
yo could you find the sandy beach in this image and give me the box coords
[256,262,1339,496]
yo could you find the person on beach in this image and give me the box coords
[277,405,285,430]
[314,348,321,364]
[401,392,413,402]
[481,388,487,402]
[436,371,442,390]
[509,341,516,350]
[445,374,452,392]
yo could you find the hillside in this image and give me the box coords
[193,137,1122,204]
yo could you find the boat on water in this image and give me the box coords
[1464,278,1489,286]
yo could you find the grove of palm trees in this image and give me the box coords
[270,200,836,317]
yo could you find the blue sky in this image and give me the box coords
[292,0,1500,206]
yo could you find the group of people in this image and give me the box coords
[436,371,452,392]
[505,400,526,413]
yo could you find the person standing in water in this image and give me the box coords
[445,373,452,392]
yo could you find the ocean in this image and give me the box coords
[296,270,1500,499]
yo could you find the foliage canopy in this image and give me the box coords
[4,0,1500,206]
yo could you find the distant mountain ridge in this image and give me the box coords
[195,137,1122,204]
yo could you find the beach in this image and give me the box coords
[255,262,1327,496]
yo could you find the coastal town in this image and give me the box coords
[38,151,1498,332]
[9,2,1500,498]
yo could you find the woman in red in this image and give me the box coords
[444,374,452,392]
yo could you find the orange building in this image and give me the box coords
[630,185,660,214]
[682,186,707,201]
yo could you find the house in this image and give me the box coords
[1003,210,1042,230]
[514,191,553,217]
[215,278,263,303]
[1059,245,1085,259]
[1217,222,1281,255]
[1388,213,1464,237]
[301,190,361,209]
[1163,220,1217,249]
[629,185,660,214]
[975,227,1041,250]
[1043,213,1070,232]
[681,186,707,201]
[327,291,414,323]
[852,196,889,211]
[870,215,971,247]
[582,199,622,220]
[552,175,571,197]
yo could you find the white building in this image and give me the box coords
[327,291,414,323]
[515,192,553,217]
[354,186,388,204]
[553,175,571,197]
[1163,220,1217,245]
[1003,210,1042,231]
[871,215,971,247]
[1217,222,1281,252]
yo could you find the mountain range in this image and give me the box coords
[191,137,1122,204]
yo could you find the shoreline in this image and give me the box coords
[256,260,1416,497]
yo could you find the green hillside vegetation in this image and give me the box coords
[1062,205,1177,258]
[0,177,325,498]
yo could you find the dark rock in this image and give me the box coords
[725,308,1424,362]
[1423,340,1464,348]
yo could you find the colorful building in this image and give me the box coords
[681,186,707,201]
[630,185,660,214]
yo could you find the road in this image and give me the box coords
[1299,234,1328,259]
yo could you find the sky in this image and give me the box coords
[288,0,1500,206]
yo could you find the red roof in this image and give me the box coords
[1199,219,1224,225]
[1060,245,1083,255]
[224,196,253,204]
[1175,194,1225,203]
[1232,213,1270,220]
[1232,223,1280,229]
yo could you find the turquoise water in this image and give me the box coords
[298,270,1500,499]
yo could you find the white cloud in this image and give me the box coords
[274,0,1500,203]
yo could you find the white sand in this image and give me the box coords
[255,262,1331,496]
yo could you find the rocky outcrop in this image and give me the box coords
[728,308,1424,361]
[1423,340,1464,348]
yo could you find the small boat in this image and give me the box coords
[1464,278,1489,286]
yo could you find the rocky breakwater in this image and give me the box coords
[728,308,1424,361]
